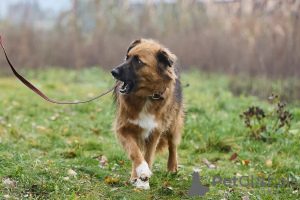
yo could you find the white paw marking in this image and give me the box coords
[136,161,152,180]
[129,101,157,140]
[133,178,150,189]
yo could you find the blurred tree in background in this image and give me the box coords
[0,0,299,99]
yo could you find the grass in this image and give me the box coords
[0,68,300,199]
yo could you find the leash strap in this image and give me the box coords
[0,35,118,104]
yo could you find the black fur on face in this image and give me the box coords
[111,55,146,95]
[156,50,174,80]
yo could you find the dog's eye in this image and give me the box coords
[137,59,142,64]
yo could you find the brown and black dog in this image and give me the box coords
[111,39,184,189]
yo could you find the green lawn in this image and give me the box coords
[0,68,299,199]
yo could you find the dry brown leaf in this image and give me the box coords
[146,194,153,198]
[36,126,46,131]
[242,160,250,165]
[163,181,171,188]
[105,176,119,184]
[229,153,238,161]
[133,188,142,193]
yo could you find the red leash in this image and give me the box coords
[0,35,119,104]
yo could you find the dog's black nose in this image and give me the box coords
[111,68,120,78]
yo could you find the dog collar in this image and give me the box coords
[150,89,166,100]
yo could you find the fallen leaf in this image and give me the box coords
[99,155,108,167]
[68,168,77,178]
[203,158,215,169]
[63,177,69,181]
[266,160,272,166]
[191,114,197,119]
[195,158,200,163]
[242,160,250,165]
[163,181,171,188]
[250,168,255,172]
[93,130,99,135]
[125,181,130,185]
[236,173,242,177]
[146,194,153,198]
[119,160,124,165]
[229,153,238,161]
[196,136,201,140]
[3,178,15,187]
[90,115,95,120]
[105,176,119,184]
[105,177,112,183]
[111,188,118,191]
[63,128,68,132]
[133,188,142,193]
[229,188,235,193]
[36,126,46,131]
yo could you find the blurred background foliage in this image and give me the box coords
[0,0,299,101]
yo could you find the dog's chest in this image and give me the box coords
[128,102,157,140]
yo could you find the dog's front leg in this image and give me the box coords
[144,130,161,170]
[116,128,152,189]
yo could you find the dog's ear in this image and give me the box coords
[157,50,175,70]
[127,39,141,54]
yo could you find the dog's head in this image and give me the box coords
[111,39,177,96]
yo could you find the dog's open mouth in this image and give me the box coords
[120,81,134,94]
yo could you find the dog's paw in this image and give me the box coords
[136,161,152,181]
[133,178,150,190]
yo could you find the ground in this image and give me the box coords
[0,68,299,199]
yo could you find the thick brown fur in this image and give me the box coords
[112,39,184,185]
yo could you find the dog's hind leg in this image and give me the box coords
[167,116,183,172]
